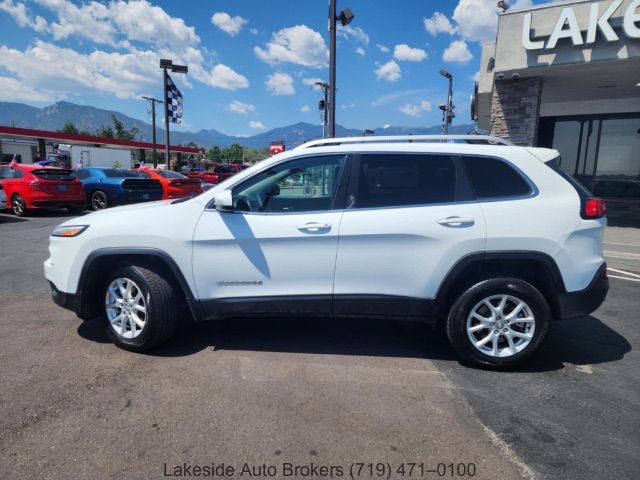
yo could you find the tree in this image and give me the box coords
[96,124,114,138]
[59,121,79,135]
[228,143,243,163]
[111,114,139,140]
[205,145,221,161]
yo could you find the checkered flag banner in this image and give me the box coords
[165,74,183,124]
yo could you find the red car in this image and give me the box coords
[184,168,219,185]
[212,164,238,182]
[136,167,202,199]
[229,163,251,173]
[0,164,85,216]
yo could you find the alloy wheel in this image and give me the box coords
[12,195,25,216]
[105,277,148,339]
[466,294,536,358]
[91,191,107,210]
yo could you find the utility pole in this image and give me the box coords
[439,69,454,134]
[327,1,354,138]
[315,81,329,139]
[141,96,163,167]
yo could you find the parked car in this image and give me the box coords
[212,164,238,182]
[0,184,6,211]
[74,167,163,211]
[0,164,85,216]
[135,167,202,200]
[184,168,219,185]
[45,135,609,368]
[229,163,251,173]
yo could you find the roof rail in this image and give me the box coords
[294,134,514,150]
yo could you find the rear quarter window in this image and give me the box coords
[462,156,532,199]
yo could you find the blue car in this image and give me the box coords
[75,167,163,211]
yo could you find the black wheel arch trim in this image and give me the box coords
[76,247,203,321]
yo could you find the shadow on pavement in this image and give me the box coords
[78,313,631,370]
[0,214,28,224]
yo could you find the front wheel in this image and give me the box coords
[101,266,177,351]
[446,278,550,369]
[12,194,27,217]
[90,190,108,211]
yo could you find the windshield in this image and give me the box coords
[159,170,187,179]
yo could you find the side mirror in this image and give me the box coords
[214,190,233,211]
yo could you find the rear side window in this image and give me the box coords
[32,169,75,180]
[75,170,90,180]
[103,169,142,178]
[159,170,187,179]
[354,154,456,208]
[463,156,532,199]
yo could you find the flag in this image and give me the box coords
[139,160,146,169]
[74,159,83,170]
[9,154,17,167]
[165,74,183,124]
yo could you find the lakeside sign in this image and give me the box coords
[522,0,640,50]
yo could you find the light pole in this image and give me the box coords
[160,59,188,170]
[328,0,354,138]
[315,81,329,139]
[141,96,163,167]
[439,69,454,134]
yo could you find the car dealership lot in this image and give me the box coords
[1,212,638,480]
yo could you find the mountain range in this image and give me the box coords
[0,101,476,149]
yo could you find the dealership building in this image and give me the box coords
[477,0,640,225]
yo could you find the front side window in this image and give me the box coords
[353,154,456,208]
[231,155,346,213]
[462,156,532,199]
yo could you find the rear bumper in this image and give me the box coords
[557,263,609,319]
[49,281,81,316]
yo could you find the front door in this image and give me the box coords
[192,154,350,316]
[333,153,486,317]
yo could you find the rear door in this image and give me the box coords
[333,152,486,317]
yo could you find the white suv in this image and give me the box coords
[45,135,609,368]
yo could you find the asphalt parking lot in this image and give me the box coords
[0,211,638,480]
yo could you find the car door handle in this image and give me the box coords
[297,222,331,232]
[437,216,475,227]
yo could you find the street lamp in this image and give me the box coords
[439,69,454,134]
[328,0,354,138]
[160,59,188,170]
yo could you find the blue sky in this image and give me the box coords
[0,0,542,135]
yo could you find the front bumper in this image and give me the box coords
[49,281,81,316]
[557,263,609,319]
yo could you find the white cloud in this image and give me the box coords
[0,75,52,102]
[302,77,323,90]
[255,25,328,68]
[337,25,369,45]
[355,47,365,56]
[205,64,249,90]
[249,120,265,129]
[423,12,457,36]
[0,40,159,100]
[399,100,432,117]
[452,0,532,43]
[211,12,248,37]
[393,44,427,62]
[249,27,258,35]
[227,101,256,114]
[443,40,473,64]
[300,105,310,112]
[371,89,430,107]
[375,60,401,82]
[0,0,48,32]
[376,44,390,53]
[266,72,295,95]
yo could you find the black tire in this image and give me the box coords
[90,190,108,211]
[12,194,27,217]
[101,265,177,352]
[446,278,550,369]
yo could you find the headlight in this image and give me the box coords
[51,225,89,237]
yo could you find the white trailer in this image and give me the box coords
[50,145,132,169]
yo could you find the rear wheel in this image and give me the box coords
[91,190,108,211]
[446,278,550,369]
[101,266,177,351]
[11,194,27,217]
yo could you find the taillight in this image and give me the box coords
[29,180,47,191]
[582,197,606,219]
